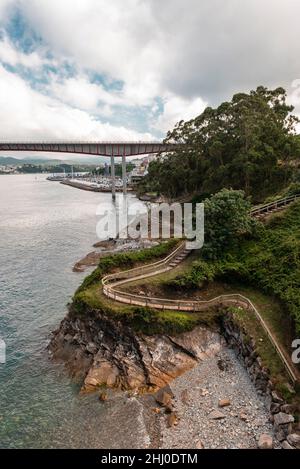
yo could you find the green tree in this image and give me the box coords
[202,189,254,259]
[142,86,299,202]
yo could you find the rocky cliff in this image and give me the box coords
[48,309,223,393]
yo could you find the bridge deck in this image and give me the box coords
[0,141,178,157]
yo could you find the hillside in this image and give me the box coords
[167,200,300,336]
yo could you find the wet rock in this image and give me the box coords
[258,433,273,449]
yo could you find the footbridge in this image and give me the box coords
[0,141,179,198]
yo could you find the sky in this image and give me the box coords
[0,0,300,160]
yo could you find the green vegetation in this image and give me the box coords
[166,200,300,334]
[76,238,178,294]
[202,188,254,258]
[226,307,295,399]
[71,239,217,335]
[140,86,300,202]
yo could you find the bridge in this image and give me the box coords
[0,141,178,198]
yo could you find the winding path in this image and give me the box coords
[102,194,300,384]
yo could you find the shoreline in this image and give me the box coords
[60,179,133,193]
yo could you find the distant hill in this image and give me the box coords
[0,156,103,166]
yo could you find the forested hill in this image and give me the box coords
[141,86,300,203]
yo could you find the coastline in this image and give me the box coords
[60,179,132,193]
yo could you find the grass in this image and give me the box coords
[165,201,300,336]
[71,238,222,335]
[73,282,219,335]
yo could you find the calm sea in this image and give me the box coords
[0,174,149,448]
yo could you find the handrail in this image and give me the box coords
[103,281,298,383]
[102,243,298,384]
[251,193,300,216]
[102,241,185,285]
[101,195,300,384]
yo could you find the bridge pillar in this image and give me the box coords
[110,155,116,201]
[122,154,127,195]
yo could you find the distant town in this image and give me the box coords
[0,155,155,183]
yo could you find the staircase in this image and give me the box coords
[251,193,300,219]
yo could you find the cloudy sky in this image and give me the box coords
[0,0,300,159]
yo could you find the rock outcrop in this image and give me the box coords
[49,309,223,393]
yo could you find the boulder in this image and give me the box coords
[280,404,294,414]
[282,440,294,449]
[86,342,98,354]
[195,440,204,449]
[209,410,226,420]
[258,433,273,449]
[271,391,284,403]
[287,433,300,449]
[167,412,178,427]
[181,389,189,404]
[270,402,281,414]
[218,398,231,408]
[274,412,295,427]
[155,390,173,412]
[152,407,161,414]
[275,429,286,442]
[99,391,108,402]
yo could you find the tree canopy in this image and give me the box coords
[142,86,300,202]
[202,189,254,259]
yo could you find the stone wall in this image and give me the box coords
[221,313,299,449]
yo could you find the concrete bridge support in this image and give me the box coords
[122,154,127,195]
[110,155,116,201]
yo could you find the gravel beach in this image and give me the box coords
[157,346,278,449]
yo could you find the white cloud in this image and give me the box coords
[0,32,44,68]
[153,94,207,132]
[19,0,164,106]
[0,64,155,146]
[0,0,13,18]
[1,0,300,140]
[17,0,300,106]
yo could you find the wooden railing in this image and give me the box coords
[102,242,298,384]
[251,193,300,217]
[101,195,300,384]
